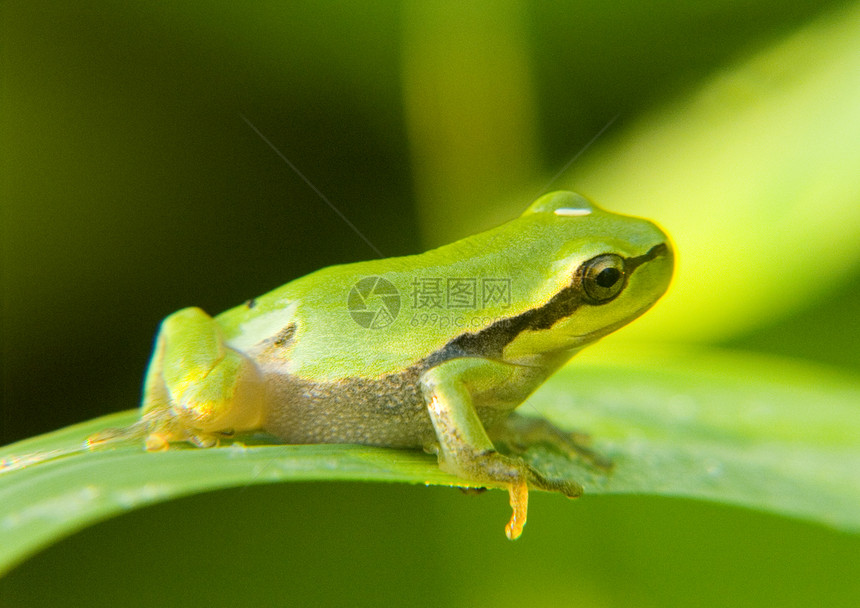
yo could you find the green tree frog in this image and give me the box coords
[110,191,673,539]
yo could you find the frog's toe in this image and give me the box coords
[187,431,220,448]
[144,432,171,451]
[502,461,582,540]
[523,463,583,498]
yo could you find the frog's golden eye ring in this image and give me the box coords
[580,254,627,304]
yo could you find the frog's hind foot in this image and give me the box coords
[86,418,152,450]
[86,408,225,452]
[490,413,613,471]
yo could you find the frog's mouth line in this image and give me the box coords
[627,242,669,273]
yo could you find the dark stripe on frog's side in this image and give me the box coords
[427,243,667,364]
[272,323,296,347]
[253,323,297,350]
[425,280,582,363]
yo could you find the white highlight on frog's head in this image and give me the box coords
[554,207,592,217]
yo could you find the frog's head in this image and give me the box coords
[503,191,673,357]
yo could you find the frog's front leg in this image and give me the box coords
[420,358,582,539]
[137,307,265,450]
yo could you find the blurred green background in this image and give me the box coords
[2,1,859,606]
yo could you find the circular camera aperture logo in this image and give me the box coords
[348,276,400,329]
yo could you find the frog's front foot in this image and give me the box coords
[422,358,592,539]
[492,445,586,540]
[441,448,582,539]
[491,413,613,471]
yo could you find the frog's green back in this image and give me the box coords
[215,192,670,380]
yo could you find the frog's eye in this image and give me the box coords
[580,254,627,304]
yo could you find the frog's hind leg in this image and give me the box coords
[147,307,267,449]
[490,413,613,471]
[124,307,265,450]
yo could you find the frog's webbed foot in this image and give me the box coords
[490,412,613,471]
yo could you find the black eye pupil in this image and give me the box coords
[580,253,627,304]
[596,267,621,288]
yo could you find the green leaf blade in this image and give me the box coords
[2,347,859,575]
